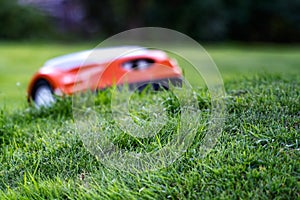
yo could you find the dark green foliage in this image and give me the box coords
[1,0,299,41]
[79,0,300,42]
[0,0,53,40]
[223,0,300,42]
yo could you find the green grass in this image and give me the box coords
[0,42,299,199]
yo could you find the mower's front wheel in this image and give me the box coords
[32,79,55,108]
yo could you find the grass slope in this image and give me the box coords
[0,42,299,199]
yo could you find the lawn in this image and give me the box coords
[0,42,299,199]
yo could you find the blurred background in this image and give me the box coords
[1,0,299,42]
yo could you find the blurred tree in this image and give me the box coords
[80,0,152,36]
[79,0,299,42]
[0,0,53,40]
[224,0,300,42]
[1,0,299,42]
[177,0,228,41]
